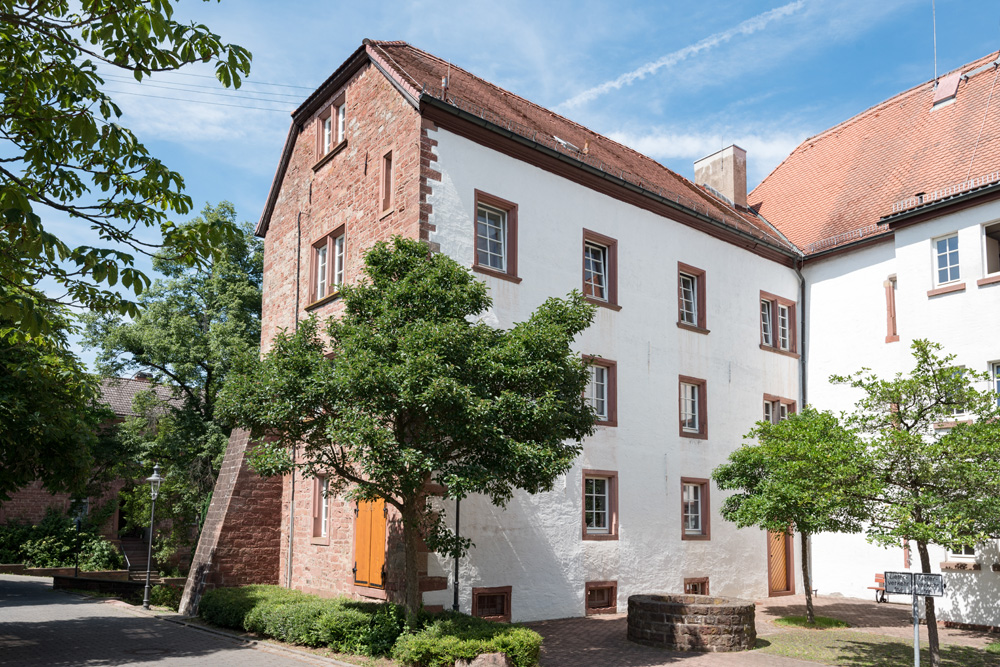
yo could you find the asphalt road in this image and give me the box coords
[0,574,333,666]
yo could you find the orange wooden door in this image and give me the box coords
[767,530,792,594]
[354,498,386,588]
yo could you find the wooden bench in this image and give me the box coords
[868,573,887,603]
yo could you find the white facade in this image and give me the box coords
[422,125,803,621]
[805,198,1000,627]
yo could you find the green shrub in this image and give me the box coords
[78,536,124,571]
[150,584,183,611]
[198,585,537,665]
[0,508,122,570]
[391,612,542,667]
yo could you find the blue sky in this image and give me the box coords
[58,0,1000,367]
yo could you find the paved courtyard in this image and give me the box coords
[0,575,335,666]
[527,593,999,667]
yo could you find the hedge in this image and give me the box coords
[198,585,542,666]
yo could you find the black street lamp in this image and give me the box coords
[141,464,163,610]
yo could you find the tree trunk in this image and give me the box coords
[400,501,423,629]
[917,541,941,667]
[800,531,814,624]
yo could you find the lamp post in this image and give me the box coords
[73,516,81,578]
[142,464,163,610]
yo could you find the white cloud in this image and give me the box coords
[607,127,807,188]
[559,1,805,109]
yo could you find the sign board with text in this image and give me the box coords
[884,571,912,595]
[913,573,944,597]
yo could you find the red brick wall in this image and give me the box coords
[0,480,122,540]
[179,429,282,615]
[261,59,447,604]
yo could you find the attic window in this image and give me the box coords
[932,72,961,108]
[553,136,580,152]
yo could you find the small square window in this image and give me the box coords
[935,234,960,285]
[763,395,796,424]
[684,577,709,595]
[951,545,975,559]
[760,292,796,354]
[472,190,520,283]
[583,356,617,426]
[472,586,511,623]
[310,228,346,304]
[677,263,707,332]
[585,580,617,615]
[680,478,710,540]
[991,362,1000,408]
[679,376,707,438]
[582,470,618,540]
[582,229,619,310]
[984,222,1000,276]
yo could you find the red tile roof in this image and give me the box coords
[750,52,1000,254]
[99,377,179,417]
[363,41,797,252]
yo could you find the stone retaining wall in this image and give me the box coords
[627,594,756,652]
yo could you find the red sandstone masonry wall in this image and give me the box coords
[179,429,282,615]
[0,481,122,539]
[262,60,447,603]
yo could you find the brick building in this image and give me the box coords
[183,40,806,621]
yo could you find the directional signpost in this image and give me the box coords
[884,571,945,667]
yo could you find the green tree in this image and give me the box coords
[82,202,262,562]
[0,0,251,340]
[219,237,597,623]
[713,406,869,623]
[832,339,1000,667]
[0,297,119,502]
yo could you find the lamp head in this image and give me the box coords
[146,464,163,500]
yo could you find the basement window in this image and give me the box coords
[585,581,617,615]
[684,577,709,595]
[472,586,511,623]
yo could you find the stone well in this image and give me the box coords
[627,594,756,652]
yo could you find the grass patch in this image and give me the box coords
[773,615,850,629]
[757,629,1000,666]
[986,642,1000,655]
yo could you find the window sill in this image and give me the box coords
[586,605,618,615]
[927,282,966,297]
[759,344,800,359]
[679,430,708,440]
[305,291,341,311]
[582,532,618,541]
[677,322,710,335]
[933,419,973,429]
[310,535,330,546]
[595,419,618,428]
[472,264,522,284]
[681,533,710,541]
[312,140,347,171]
[940,561,981,572]
[977,274,1000,287]
[379,207,394,220]
[585,296,622,311]
[886,335,900,343]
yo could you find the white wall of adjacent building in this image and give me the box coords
[423,125,803,621]
[805,198,1000,627]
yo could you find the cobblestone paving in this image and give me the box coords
[526,593,999,667]
[0,575,334,666]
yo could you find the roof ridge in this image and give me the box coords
[380,42,751,226]
[804,51,1000,146]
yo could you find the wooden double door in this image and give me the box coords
[767,530,794,596]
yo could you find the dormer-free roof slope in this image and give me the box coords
[750,52,1000,254]
[258,40,797,256]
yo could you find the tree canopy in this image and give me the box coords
[713,406,869,622]
[82,202,262,561]
[219,237,598,621]
[0,0,251,340]
[832,339,1000,667]
[0,299,119,502]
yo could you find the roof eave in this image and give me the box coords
[880,180,1000,230]
[420,96,798,260]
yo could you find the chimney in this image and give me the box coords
[694,145,747,208]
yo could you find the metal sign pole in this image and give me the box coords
[885,571,943,667]
[912,590,920,667]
